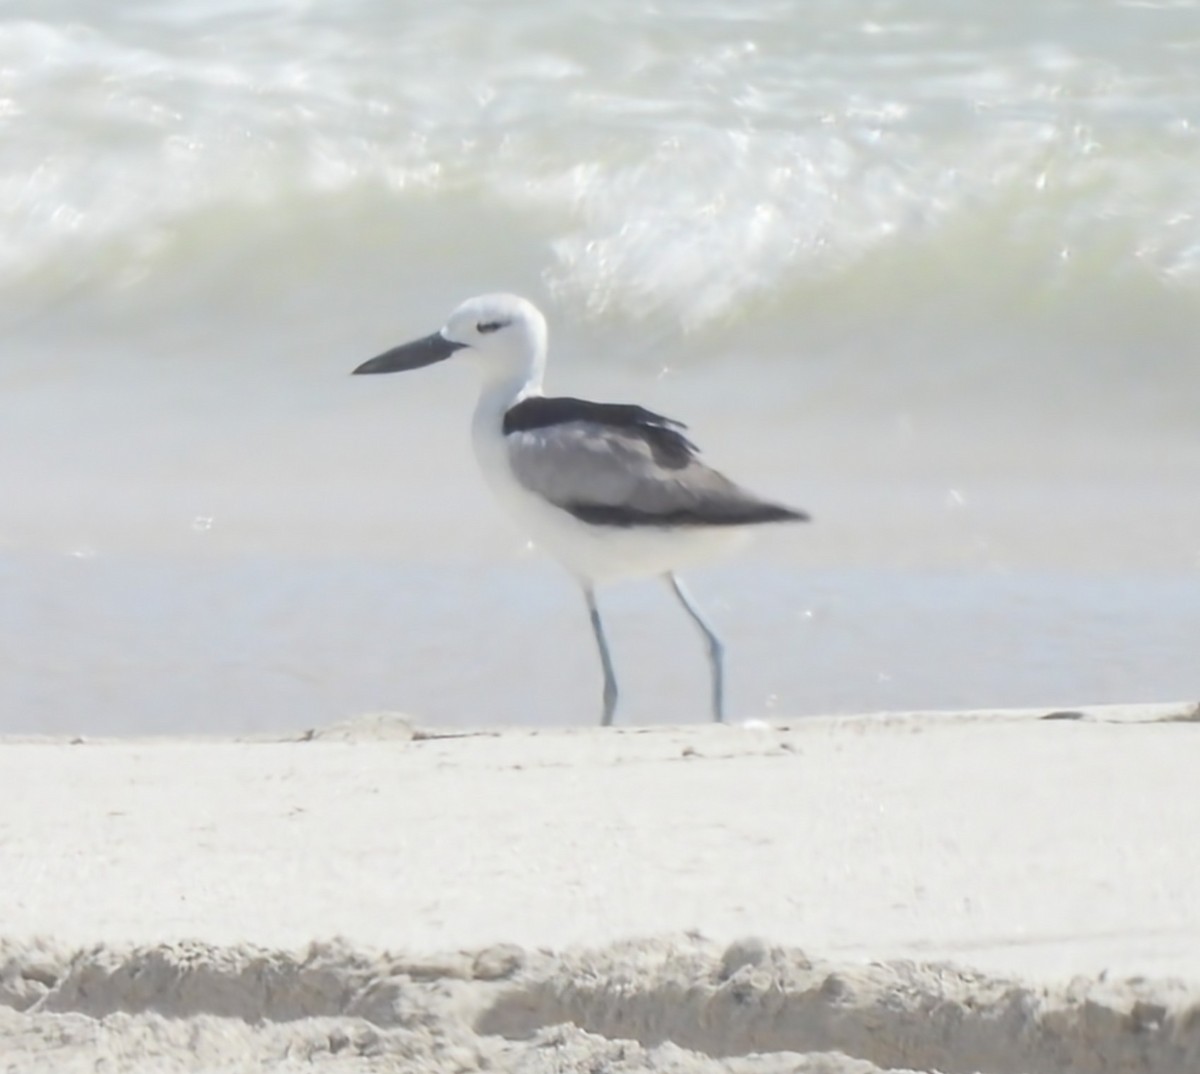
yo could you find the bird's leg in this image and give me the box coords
[665,573,725,723]
[583,585,619,726]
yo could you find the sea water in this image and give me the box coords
[2,0,1199,732]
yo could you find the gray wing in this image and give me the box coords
[505,421,802,527]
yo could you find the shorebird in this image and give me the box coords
[353,293,808,725]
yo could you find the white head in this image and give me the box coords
[353,293,547,388]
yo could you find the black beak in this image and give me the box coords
[352,332,466,375]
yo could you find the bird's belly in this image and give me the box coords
[483,464,749,583]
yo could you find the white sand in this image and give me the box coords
[2,705,1199,1072]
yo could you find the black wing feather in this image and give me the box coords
[503,395,698,470]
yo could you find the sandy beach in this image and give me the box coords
[1,705,1198,1072]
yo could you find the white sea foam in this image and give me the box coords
[3,0,1200,331]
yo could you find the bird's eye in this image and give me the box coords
[477,321,505,334]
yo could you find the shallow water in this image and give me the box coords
[2,0,1198,733]
[1,554,1195,734]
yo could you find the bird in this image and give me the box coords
[352,293,808,726]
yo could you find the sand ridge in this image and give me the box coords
[1,935,1198,1073]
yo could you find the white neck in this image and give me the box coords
[469,358,542,492]
[468,373,533,510]
[471,336,546,422]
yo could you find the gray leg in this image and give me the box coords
[665,573,725,723]
[584,586,619,726]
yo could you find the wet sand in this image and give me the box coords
[2,705,1199,1072]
